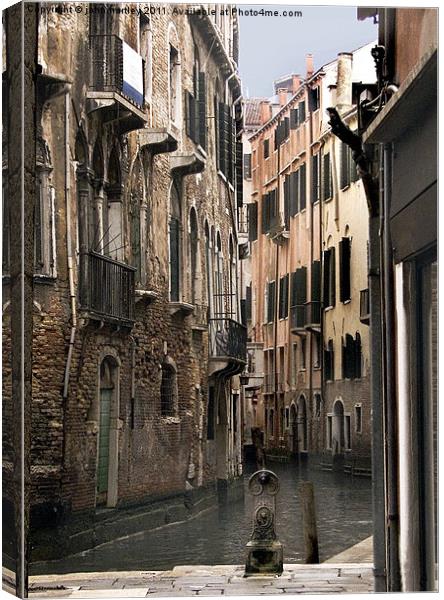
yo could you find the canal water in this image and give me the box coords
[34,462,373,574]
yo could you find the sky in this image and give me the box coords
[238,5,378,97]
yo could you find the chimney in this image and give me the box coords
[305,54,314,78]
[277,88,288,107]
[336,52,353,112]
[259,100,272,125]
[291,74,301,93]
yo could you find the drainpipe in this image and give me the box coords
[62,91,77,402]
[308,97,314,456]
[380,142,401,591]
[318,139,325,458]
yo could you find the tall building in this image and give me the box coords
[354,7,437,592]
[2,2,246,564]
[244,46,375,467]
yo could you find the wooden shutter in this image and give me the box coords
[299,163,306,211]
[323,153,332,200]
[198,72,206,149]
[264,138,269,159]
[290,108,298,129]
[186,91,196,142]
[350,145,359,182]
[311,153,319,203]
[323,249,331,307]
[330,247,336,307]
[218,101,226,174]
[354,334,362,378]
[227,108,234,183]
[311,260,321,301]
[267,281,276,322]
[298,100,306,124]
[340,142,350,189]
[246,285,252,321]
[248,202,258,241]
[283,175,290,229]
[284,117,290,140]
[236,139,243,207]
[290,170,299,216]
[339,237,351,302]
[261,194,268,234]
[278,275,289,319]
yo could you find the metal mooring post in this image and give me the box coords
[245,470,283,576]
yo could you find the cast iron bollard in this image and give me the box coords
[245,469,283,576]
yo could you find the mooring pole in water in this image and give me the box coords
[299,481,320,564]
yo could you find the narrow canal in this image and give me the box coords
[34,462,373,574]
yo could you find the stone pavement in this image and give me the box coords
[24,563,374,597]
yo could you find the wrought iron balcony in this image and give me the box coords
[209,318,247,364]
[81,252,135,326]
[88,34,147,130]
[360,288,370,325]
[304,300,321,331]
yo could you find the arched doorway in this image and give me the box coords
[97,356,119,507]
[332,399,345,455]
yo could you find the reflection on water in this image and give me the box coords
[33,462,373,574]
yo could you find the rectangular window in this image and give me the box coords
[309,86,320,112]
[299,163,306,211]
[264,138,270,159]
[311,153,319,204]
[298,100,306,124]
[324,341,334,381]
[261,189,278,234]
[290,170,299,216]
[339,237,351,302]
[340,141,351,189]
[290,108,298,129]
[290,267,307,328]
[248,202,258,242]
[355,404,362,434]
[267,280,276,323]
[245,285,252,322]
[198,71,207,149]
[323,153,332,201]
[283,175,291,229]
[243,153,252,179]
[323,247,336,308]
[279,274,289,319]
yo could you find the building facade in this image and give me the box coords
[2,2,246,563]
[355,7,437,592]
[244,46,375,468]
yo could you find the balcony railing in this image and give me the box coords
[304,300,321,329]
[81,252,136,325]
[90,34,145,109]
[209,318,247,363]
[360,288,370,325]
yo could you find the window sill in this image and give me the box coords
[324,306,334,312]
[342,299,351,305]
[168,301,194,316]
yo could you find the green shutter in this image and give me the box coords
[311,154,319,203]
[300,163,306,211]
[248,202,258,241]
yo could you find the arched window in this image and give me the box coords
[190,208,199,304]
[214,232,224,316]
[160,361,177,416]
[97,355,119,505]
[297,395,308,451]
[169,182,181,301]
[204,221,213,316]
[169,40,181,125]
[105,146,123,260]
[130,157,144,284]
[91,139,104,253]
[229,235,237,319]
